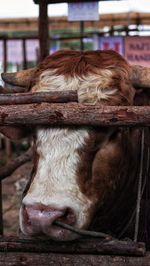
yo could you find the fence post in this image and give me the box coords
[22,38,27,69]
[38,0,49,61]
[80,21,84,51]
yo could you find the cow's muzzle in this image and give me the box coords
[20,203,77,240]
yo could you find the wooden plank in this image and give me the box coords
[0,103,150,127]
[0,236,146,256]
[0,252,150,266]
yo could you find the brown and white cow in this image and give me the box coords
[1,50,150,241]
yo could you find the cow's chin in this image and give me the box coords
[20,225,80,241]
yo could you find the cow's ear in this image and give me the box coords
[0,126,31,140]
[0,68,35,140]
[130,65,150,105]
[131,65,150,106]
[131,65,150,89]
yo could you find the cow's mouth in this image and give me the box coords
[21,221,80,241]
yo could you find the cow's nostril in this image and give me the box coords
[22,204,76,226]
[56,207,76,225]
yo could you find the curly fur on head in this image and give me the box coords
[32,49,135,105]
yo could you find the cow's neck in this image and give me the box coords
[90,128,148,239]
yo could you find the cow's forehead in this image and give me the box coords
[30,50,134,106]
[33,50,130,79]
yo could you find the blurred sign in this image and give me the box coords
[99,36,124,55]
[68,2,99,21]
[125,37,150,66]
[7,40,23,64]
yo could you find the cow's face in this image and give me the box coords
[1,50,149,241]
[20,125,129,241]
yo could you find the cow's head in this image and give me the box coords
[1,50,150,241]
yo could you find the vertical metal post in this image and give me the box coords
[39,0,49,61]
[0,38,7,235]
[80,21,84,51]
[22,38,27,69]
[0,182,3,235]
[3,38,11,164]
[3,38,7,72]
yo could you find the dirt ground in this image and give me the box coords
[2,161,32,235]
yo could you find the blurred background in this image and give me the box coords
[0,0,150,80]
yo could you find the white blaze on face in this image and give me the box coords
[22,127,94,229]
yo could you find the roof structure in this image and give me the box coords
[33,0,109,3]
[0,12,148,33]
[33,0,122,3]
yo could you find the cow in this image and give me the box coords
[0,50,150,242]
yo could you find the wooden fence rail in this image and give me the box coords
[0,91,78,105]
[1,252,150,266]
[0,236,148,266]
[0,103,150,127]
[0,236,146,256]
[0,91,150,127]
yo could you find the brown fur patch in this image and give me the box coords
[76,127,141,233]
[34,50,130,78]
[76,128,124,200]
